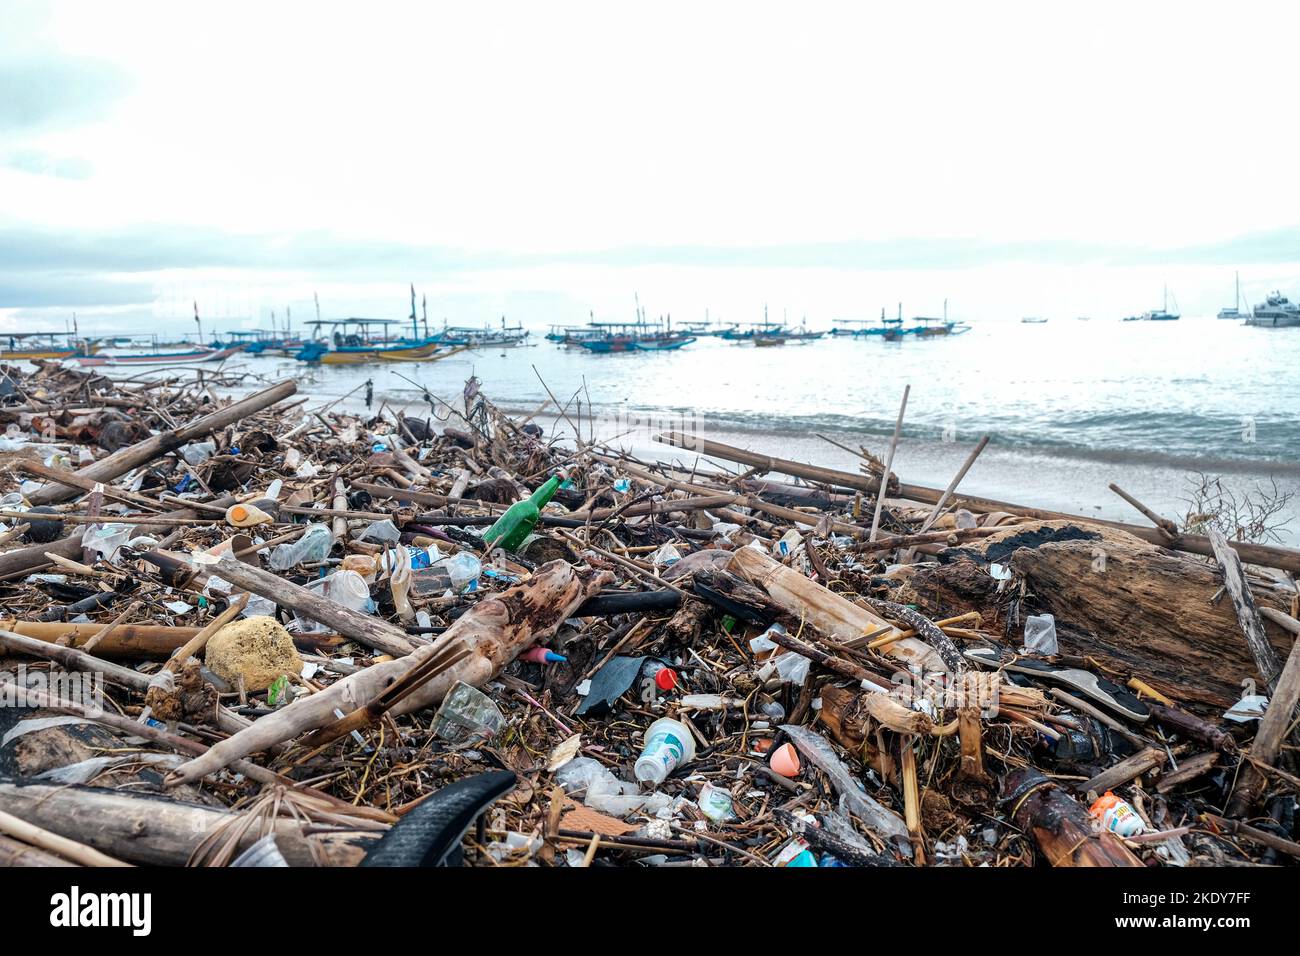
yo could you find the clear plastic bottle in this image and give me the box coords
[442,552,482,593]
[268,524,334,570]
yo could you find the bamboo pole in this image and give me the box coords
[653,432,1300,573]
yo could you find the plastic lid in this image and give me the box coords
[654,667,677,692]
[229,505,248,522]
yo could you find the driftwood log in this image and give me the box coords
[950,520,1293,706]
[0,619,347,659]
[727,546,949,674]
[0,782,372,866]
[168,559,609,786]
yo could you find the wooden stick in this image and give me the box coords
[1202,812,1300,860]
[1075,747,1166,796]
[1208,526,1282,692]
[869,385,908,542]
[1108,483,1179,539]
[915,435,990,535]
[161,594,249,672]
[899,736,926,865]
[1227,624,1300,817]
[0,833,76,867]
[211,556,417,658]
[81,600,143,652]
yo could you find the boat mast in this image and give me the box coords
[409,284,418,341]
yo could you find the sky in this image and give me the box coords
[3,0,1300,334]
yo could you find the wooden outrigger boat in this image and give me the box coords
[74,346,241,367]
[0,332,99,361]
[295,318,443,364]
[376,344,470,363]
[434,319,528,348]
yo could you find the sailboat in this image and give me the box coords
[1126,285,1180,321]
[1218,272,1245,320]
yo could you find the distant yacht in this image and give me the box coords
[1246,290,1300,328]
[1217,272,1245,320]
[1126,285,1180,321]
[1021,316,1048,324]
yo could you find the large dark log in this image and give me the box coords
[955,520,1293,707]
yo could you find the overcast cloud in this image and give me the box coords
[3,0,1299,332]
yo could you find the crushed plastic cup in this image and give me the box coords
[634,717,696,785]
[698,782,736,823]
[81,523,133,561]
[774,528,804,558]
[298,570,374,628]
[430,681,506,746]
[650,543,681,567]
[178,441,216,466]
[359,519,402,544]
[442,551,482,593]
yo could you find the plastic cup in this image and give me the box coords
[634,717,696,785]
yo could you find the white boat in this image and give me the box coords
[1246,291,1300,328]
[1126,285,1179,321]
[74,346,242,367]
[1217,272,1245,320]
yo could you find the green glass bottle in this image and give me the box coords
[481,474,565,552]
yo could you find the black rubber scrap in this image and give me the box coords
[361,770,517,867]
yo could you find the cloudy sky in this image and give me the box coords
[3,0,1300,334]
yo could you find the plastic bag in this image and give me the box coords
[1022,613,1058,655]
[268,524,334,571]
[430,681,505,746]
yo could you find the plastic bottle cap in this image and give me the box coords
[654,668,677,691]
[230,505,248,522]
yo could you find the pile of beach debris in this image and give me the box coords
[0,357,1297,868]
